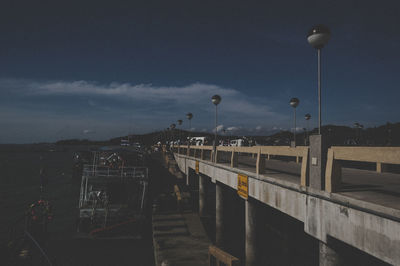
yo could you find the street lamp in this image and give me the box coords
[177,119,183,145]
[186,113,193,144]
[307,24,331,135]
[305,113,311,145]
[354,122,363,145]
[170,123,176,147]
[212,95,222,152]
[290,98,300,147]
[166,127,170,145]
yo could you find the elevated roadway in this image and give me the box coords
[171,144,400,265]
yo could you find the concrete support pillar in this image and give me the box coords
[319,242,343,266]
[245,199,260,266]
[199,174,207,217]
[216,181,225,247]
[309,135,328,190]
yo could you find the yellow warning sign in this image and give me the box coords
[195,161,199,174]
[237,174,248,199]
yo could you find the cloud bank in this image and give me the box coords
[0,79,289,143]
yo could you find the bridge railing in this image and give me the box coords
[173,145,400,193]
[325,147,400,192]
[174,145,309,185]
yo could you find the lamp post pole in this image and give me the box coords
[170,123,176,149]
[211,95,222,161]
[186,113,193,145]
[307,25,331,135]
[305,113,311,145]
[290,98,300,147]
[177,119,183,146]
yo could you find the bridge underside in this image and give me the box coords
[174,153,400,265]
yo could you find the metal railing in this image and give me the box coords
[82,165,148,179]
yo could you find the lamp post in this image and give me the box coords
[186,113,193,144]
[290,98,300,147]
[354,122,363,145]
[166,127,170,147]
[307,25,331,135]
[170,123,176,149]
[211,95,222,156]
[177,119,183,145]
[305,113,311,145]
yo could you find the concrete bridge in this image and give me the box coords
[170,143,400,265]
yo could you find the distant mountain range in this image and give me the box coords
[55,122,400,147]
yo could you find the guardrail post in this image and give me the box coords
[201,149,204,160]
[300,148,310,187]
[376,162,387,173]
[325,148,342,193]
[256,148,265,175]
[187,145,190,156]
[231,149,238,168]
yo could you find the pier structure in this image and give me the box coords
[170,143,400,265]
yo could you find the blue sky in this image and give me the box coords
[0,0,399,143]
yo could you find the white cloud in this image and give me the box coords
[88,100,96,107]
[0,78,292,143]
[83,129,95,134]
[213,124,224,133]
[291,127,306,132]
[226,126,240,131]
[0,79,283,119]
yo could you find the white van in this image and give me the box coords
[230,139,245,147]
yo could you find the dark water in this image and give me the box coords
[0,145,154,266]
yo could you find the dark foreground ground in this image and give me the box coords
[0,144,158,266]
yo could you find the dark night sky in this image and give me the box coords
[0,0,399,143]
